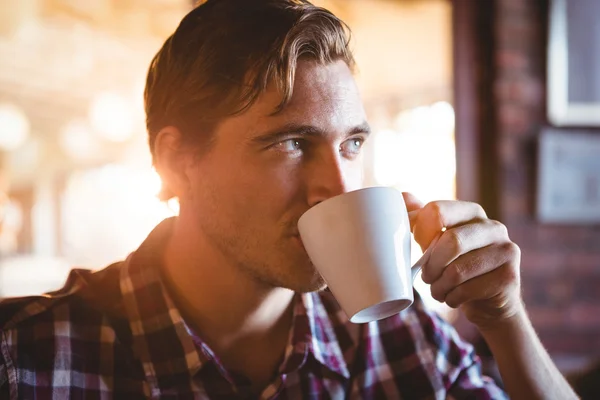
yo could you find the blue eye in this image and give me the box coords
[276,139,303,153]
[340,138,365,156]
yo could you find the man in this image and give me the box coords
[0,0,577,398]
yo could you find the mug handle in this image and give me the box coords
[411,233,443,282]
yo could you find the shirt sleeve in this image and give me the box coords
[0,333,14,400]
[412,297,508,399]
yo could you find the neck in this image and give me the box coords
[160,216,295,352]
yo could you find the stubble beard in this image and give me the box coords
[232,243,327,293]
[201,220,326,293]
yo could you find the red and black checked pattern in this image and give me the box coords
[0,219,506,399]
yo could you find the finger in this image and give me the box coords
[422,219,509,283]
[412,200,488,249]
[443,261,520,309]
[428,241,520,301]
[402,192,425,228]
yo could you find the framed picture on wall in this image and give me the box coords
[537,128,600,224]
[548,0,600,126]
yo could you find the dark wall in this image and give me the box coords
[454,0,600,366]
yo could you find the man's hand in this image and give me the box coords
[404,192,523,329]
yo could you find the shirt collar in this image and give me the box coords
[299,292,351,379]
[279,291,351,379]
[119,217,350,394]
[120,218,203,394]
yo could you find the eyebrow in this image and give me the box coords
[251,122,372,145]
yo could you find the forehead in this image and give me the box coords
[282,59,360,113]
[217,60,366,138]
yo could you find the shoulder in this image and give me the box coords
[0,263,131,384]
[0,262,126,342]
[0,262,151,397]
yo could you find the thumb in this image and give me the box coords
[402,192,425,231]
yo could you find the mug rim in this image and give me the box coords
[298,186,403,227]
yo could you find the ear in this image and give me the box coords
[153,126,193,200]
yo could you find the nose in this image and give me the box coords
[305,150,356,207]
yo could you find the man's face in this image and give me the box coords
[183,60,369,292]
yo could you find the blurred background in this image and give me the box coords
[0,0,456,299]
[0,0,599,389]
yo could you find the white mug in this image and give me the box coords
[298,186,437,323]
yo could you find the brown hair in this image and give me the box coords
[144,0,354,199]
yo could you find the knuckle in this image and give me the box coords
[424,201,444,227]
[489,219,509,236]
[444,264,464,286]
[475,203,487,218]
[445,230,463,257]
[512,242,521,257]
[502,241,521,259]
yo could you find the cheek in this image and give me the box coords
[247,164,303,206]
[219,155,304,214]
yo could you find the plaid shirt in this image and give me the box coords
[0,218,506,399]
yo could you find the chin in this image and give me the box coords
[283,282,327,294]
[292,279,327,293]
[290,256,327,292]
[261,261,326,293]
[245,241,327,292]
[284,266,327,293]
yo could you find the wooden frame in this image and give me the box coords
[548,0,600,126]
